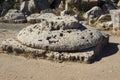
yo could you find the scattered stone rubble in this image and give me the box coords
[0,9,26,23]
[110,9,120,31]
[0,0,118,31]
[83,6,102,20]
[26,13,80,24]
[1,14,109,63]
[83,6,115,30]
[96,14,113,30]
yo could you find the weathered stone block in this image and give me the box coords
[110,9,120,30]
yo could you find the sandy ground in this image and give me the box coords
[0,23,120,80]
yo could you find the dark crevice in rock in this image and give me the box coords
[60,33,63,37]
[38,39,42,41]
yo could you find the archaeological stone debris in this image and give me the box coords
[1,13,109,63]
[0,9,26,23]
[2,0,119,63]
[110,9,120,31]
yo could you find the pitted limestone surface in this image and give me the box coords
[27,13,80,29]
[1,14,109,63]
[1,38,94,63]
[1,38,46,54]
[17,23,104,52]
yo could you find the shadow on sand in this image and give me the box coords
[91,43,119,63]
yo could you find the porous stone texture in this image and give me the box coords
[27,9,56,23]
[27,13,80,26]
[26,13,56,23]
[26,13,41,23]
[17,23,104,52]
[20,0,50,15]
[1,38,95,63]
[2,9,26,23]
[1,14,109,63]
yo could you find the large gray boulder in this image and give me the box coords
[17,23,105,52]
[1,38,95,63]
[1,13,109,63]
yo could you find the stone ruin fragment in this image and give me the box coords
[1,13,109,63]
[0,9,26,23]
[110,9,120,31]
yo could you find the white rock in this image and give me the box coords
[83,6,102,19]
[4,9,26,23]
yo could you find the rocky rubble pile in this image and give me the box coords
[0,0,117,31]
[0,9,26,23]
[83,6,114,30]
